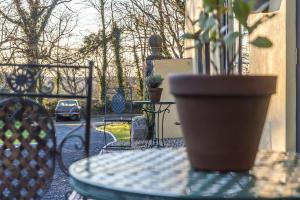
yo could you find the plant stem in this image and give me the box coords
[238,23,243,75]
[205,43,211,75]
[196,44,204,74]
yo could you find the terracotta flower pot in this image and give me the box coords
[169,75,277,171]
[149,88,163,103]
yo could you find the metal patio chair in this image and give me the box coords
[103,87,133,149]
[0,62,94,199]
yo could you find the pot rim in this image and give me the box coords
[168,73,277,78]
[168,74,277,96]
[148,87,163,90]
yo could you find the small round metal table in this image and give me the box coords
[133,100,175,147]
[69,148,300,200]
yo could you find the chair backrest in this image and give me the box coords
[0,98,55,200]
[0,62,94,199]
[104,87,133,116]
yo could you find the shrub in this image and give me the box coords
[42,99,58,115]
[146,75,164,88]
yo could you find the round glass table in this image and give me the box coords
[69,148,300,200]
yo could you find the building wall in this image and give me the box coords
[248,0,296,151]
[153,59,193,138]
[184,0,202,72]
[184,0,296,151]
[286,0,297,152]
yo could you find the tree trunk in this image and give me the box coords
[26,35,39,64]
[112,22,124,89]
[100,0,108,101]
[26,35,41,99]
[133,41,143,98]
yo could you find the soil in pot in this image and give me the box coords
[169,75,277,171]
[149,88,163,103]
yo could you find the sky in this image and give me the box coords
[68,0,100,46]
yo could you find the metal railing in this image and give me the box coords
[0,61,94,199]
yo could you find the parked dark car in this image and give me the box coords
[55,100,81,121]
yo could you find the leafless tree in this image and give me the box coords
[81,0,113,101]
[0,0,74,64]
[80,0,185,100]
[126,0,185,58]
[113,0,185,98]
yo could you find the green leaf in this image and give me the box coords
[205,16,216,30]
[251,37,273,48]
[182,33,196,40]
[224,32,239,47]
[204,0,227,12]
[233,0,251,27]
[198,12,208,28]
[203,0,218,8]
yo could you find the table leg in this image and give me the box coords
[157,108,160,146]
[161,104,171,147]
[151,109,156,146]
[143,103,172,148]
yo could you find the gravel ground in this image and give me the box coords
[108,138,185,150]
[43,122,185,199]
[43,122,114,200]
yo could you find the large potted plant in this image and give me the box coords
[169,0,277,171]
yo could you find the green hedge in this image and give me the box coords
[42,99,143,117]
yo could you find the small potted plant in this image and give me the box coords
[169,1,278,171]
[146,75,164,103]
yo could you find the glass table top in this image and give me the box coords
[70,148,300,200]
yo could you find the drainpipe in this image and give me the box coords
[296,0,300,153]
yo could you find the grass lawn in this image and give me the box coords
[98,123,130,142]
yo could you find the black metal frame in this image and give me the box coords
[134,101,173,147]
[142,104,171,147]
[0,61,94,198]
